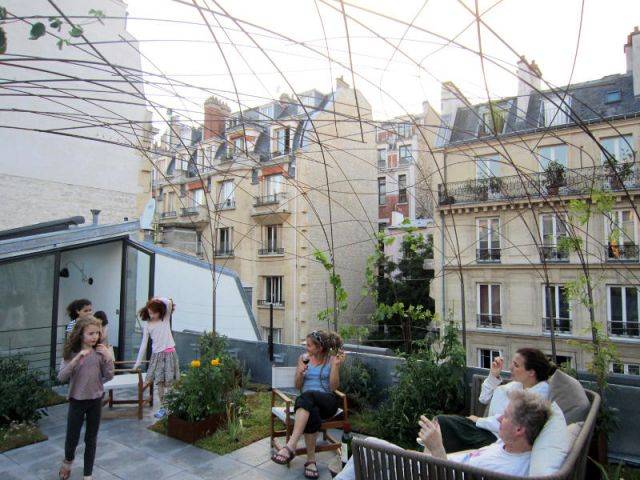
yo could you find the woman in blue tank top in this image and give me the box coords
[271,330,345,479]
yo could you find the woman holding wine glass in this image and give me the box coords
[271,330,345,479]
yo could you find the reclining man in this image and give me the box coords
[336,390,551,479]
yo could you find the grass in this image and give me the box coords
[149,390,272,455]
[0,423,47,453]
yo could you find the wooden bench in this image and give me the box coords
[103,361,153,419]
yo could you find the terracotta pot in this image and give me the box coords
[167,412,226,443]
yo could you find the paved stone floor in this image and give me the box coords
[0,398,339,479]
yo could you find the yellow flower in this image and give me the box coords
[190,360,201,368]
[211,358,220,366]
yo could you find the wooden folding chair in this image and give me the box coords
[270,366,348,457]
[103,360,153,419]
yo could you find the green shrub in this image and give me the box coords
[0,357,49,426]
[339,357,378,409]
[373,322,466,447]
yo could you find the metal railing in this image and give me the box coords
[539,246,569,262]
[257,299,285,307]
[438,162,640,206]
[606,244,639,261]
[214,248,234,256]
[180,206,199,216]
[608,321,640,338]
[476,248,501,262]
[160,211,177,218]
[254,193,285,207]
[543,317,572,334]
[476,314,502,329]
[258,247,284,255]
[215,200,236,211]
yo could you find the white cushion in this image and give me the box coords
[271,406,343,423]
[529,401,570,476]
[567,422,584,445]
[103,373,146,390]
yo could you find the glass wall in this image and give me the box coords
[122,246,151,361]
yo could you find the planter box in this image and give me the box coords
[167,412,226,443]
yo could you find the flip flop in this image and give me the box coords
[304,461,319,479]
[59,459,72,480]
[271,445,295,465]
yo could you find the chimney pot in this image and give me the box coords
[203,96,230,141]
[90,209,101,225]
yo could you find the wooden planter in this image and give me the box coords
[167,412,226,443]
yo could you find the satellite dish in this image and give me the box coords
[140,198,156,230]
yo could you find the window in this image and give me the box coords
[378,178,386,205]
[234,137,245,155]
[397,123,411,138]
[478,106,506,136]
[554,355,573,369]
[541,96,571,127]
[608,286,639,337]
[477,284,501,328]
[265,276,283,305]
[219,180,234,208]
[476,154,500,179]
[604,90,622,104]
[265,174,283,196]
[478,348,501,369]
[165,192,175,213]
[260,104,273,120]
[274,127,291,155]
[262,327,282,344]
[601,134,634,164]
[612,362,640,375]
[540,214,568,261]
[398,174,407,203]
[477,217,500,262]
[262,224,282,253]
[543,285,571,333]
[377,149,388,169]
[398,145,412,165]
[537,145,568,170]
[217,227,232,254]
[605,209,637,260]
[225,141,234,159]
[425,234,434,260]
[191,188,204,207]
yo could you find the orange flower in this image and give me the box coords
[211,358,220,366]
[190,360,201,368]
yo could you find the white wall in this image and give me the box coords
[154,254,259,341]
[0,0,152,229]
[58,242,122,345]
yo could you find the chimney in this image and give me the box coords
[336,75,350,90]
[440,81,467,119]
[625,26,640,96]
[90,209,101,225]
[516,56,542,122]
[203,96,230,141]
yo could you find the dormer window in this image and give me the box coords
[605,90,622,104]
[274,127,291,156]
[478,104,507,136]
[541,96,571,127]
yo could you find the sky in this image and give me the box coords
[123,0,640,123]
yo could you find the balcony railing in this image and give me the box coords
[438,162,640,206]
[215,199,236,211]
[181,206,199,216]
[160,211,177,218]
[539,246,569,262]
[477,314,502,329]
[607,244,639,261]
[543,317,572,334]
[214,248,234,257]
[258,247,284,255]
[257,299,285,307]
[254,193,285,207]
[608,321,640,338]
[476,248,501,262]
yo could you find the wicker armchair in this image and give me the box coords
[352,389,600,480]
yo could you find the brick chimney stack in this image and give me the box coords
[203,96,230,141]
[516,56,542,121]
[624,26,640,96]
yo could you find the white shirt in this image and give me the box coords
[134,298,175,367]
[476,376,550,435]
[449,441,531,476]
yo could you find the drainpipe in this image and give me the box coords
[440,153,447,323]
[90,209,101,225]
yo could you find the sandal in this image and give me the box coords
[59,459,72,480]
[271,445,295,465]
[304,461,319,479]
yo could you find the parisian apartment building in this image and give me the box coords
[431,27,640,374]
[150,78,377,344]
[375,105,440,266]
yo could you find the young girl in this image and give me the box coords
[271,330,345,479]
[65,299,93,337]
[58,316,114,480]
[133,297,179,418]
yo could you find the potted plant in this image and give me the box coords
[605,158,633,190]
[465,179,489,201]
[165,334,244,443]
[544,161,566,195]
[488,176,503,198]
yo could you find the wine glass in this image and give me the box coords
[302,353,310,365]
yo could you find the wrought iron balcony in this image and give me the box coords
[254,193,284,207]
[543,317,572,334]
[160,211,177,218]
[477,314,502,329]
[607,244,639,261]
[258,247,284,255]
[214,248,234,257]
[438,162,640,206]
[608,321,640,338]
[181,206,199,216]
[476,248,501,262]
[215,199,236,211]
[257,299,285,307]
[539,246,569,262]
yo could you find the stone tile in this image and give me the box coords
[0,463,41,480]
[17,450,69,479]
[39,422,67,440]
[3,440,62,466]
[167,444,220,468]
[94,446,148,472]
[228,442,273,467]
[254,458,307,480]
[136,432,192,459]
[189,455,253,480]
[105,456,185,479]
[164,470,208,480]
[0,453,17,470]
